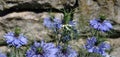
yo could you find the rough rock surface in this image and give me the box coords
[0,0,77,11]
[110,47,120,57]
[0,0,120,57]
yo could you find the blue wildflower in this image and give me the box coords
[43,17,62,30]
[85,37,110,57]
[85,37,97,52]
[43,17,76,30]
[26,41,58,57]
[3,32,28,48]
[0,52,7,57]
[56,45,77,57]
[90,19,112,32]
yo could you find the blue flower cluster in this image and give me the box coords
[26,41,78,57]
[85,37,110,57]
[3,32,28,48]
[26,41,58,57]
[1,14,113,57]
[90,19,112,32]
[43,17,76,30]
[43,17,77,43]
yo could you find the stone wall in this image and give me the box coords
[0,0,120,57]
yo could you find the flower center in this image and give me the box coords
[95,42,100,46]
[37,47,44,55]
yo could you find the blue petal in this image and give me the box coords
[0,53,6,57]
[103,20,113,29]
[4,32,28,48]
[90,19,112,32]
[87,47,94,52]
[53,18,62,29]
[3,32,15,44]
[99,42,110,50]
[93,47,100,53]
[43,17,54,29]
[19,34,27,45]
[99,24,110,31]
